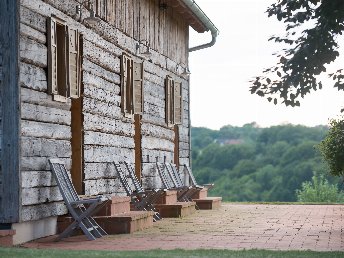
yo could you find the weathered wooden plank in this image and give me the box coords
[141,149,173,163]
[21,171,56,188]
[179,150,190,158]
[83,84,121,106]
[83,112,134,136]
[83,39,120,73]
[20,6,46,33]
[84,178,125,196]
[141,136,174,151]
[84,131,134,148]
[144,81,165,99]
[84,145,134,163]
[144,93,165,108]
[22,186,62,206]
[21,102,71,125]
[21,137,71,158]
[20,36,47,68]
[83,97,122,119]
[179,141,190,151]
[21,202,67,222]
[20,62,47,91]
[141,113,166,127]
[141,123,174,141]
[83,58,120,84]
[21,120,71,139]
[144,71,164,85]
[21,157,71,171]
[0,0,20,223]
[144,102,165,118]
[21,87,71,111]
[84,162,119,180]
[179,157,190,167]
[83,71,120,94]
[20,23,46,44]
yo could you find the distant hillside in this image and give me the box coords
[191,123,342,202]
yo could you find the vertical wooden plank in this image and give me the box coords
[174,125,179,167]
[154,0,159,52]
[71,97,84,194]
[149,0,155,50]
[133,0,139,40]
[0,0,20,223]
[127,0,134,37]
[134,114,142,180]
[159,4,165,55]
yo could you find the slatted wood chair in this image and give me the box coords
[113,162,162,221]
[164,163,200,201]
[183,164,214,190]
[49,159,109,241]
[156,162,190,202]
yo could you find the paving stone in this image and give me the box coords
[22,203,344,251]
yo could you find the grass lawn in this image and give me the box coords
[1,247,343,258]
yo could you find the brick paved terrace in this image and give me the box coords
[23,203,344,251]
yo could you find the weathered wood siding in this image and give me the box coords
[91,0,189,66]
[19,0,191,222]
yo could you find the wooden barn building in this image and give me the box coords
[0,0,218,244]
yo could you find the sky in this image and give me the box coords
[188,0,344,129]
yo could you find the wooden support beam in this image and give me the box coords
[0,0,20,223]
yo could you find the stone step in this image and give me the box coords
[57,210,154,235]
[192,188,208,199]
[154,201,196,218]
[97,196,131,216]
[154,190,178,204]
[0,230,16,247]
[193,197,222,210]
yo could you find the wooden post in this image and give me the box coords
[174,125,180,167]
[134,114,142,180]
[0,0,20,223]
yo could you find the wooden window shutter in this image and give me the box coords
[174,82,182,125]
[68,28,81,98]
[165,76,174,125]
[121,54,133,115]
[133,61,143,114]
[47,17,58,95]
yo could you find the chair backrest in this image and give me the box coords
[113,162,133,196]
[156,162,174,189]
[49,159,80,204]
[183,164,198,186]
[124,162,144,194]
[165,163,183,187]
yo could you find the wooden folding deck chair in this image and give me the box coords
[164,163,200,201]
[183,164,214,190]
[113,162,163,221]
[156,162,191,202]
[49,159,109,241]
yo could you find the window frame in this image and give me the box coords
[48,15,81,102]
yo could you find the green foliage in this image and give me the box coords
[250,0,344,107]
[296,174,344,202]
[192,124,341,202]
[318,118,344,177]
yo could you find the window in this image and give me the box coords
[121,53,143,116]
[165,76,182,126]
[48,16,81,101]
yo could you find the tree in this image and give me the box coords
[296,174,344,202]
[318,117,344,177]
[250,0,344,107]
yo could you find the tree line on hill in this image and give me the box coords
[191,123,343,202]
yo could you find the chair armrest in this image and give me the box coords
[70,195,109,205]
